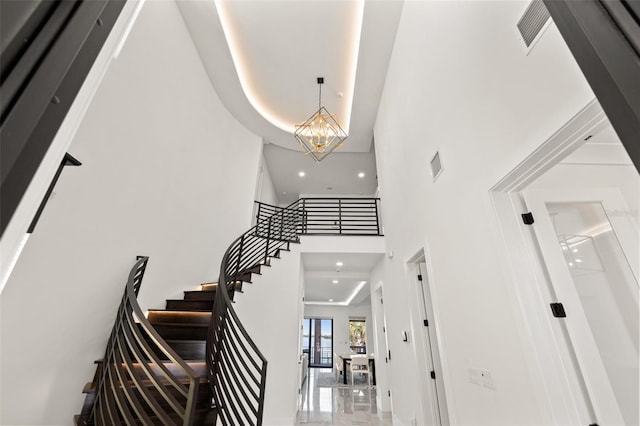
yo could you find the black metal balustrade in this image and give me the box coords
[207,197,382,426]
[89,257,202,425]
[88,198,383,426]
[255,197,383,236]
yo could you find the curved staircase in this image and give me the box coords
[76,198,381,425]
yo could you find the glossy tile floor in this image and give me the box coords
[296,368,393,425]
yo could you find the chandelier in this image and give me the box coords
[294,77,348,162]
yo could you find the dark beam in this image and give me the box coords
[543,0,640,173]
[0,0,127,237]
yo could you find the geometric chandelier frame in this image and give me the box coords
[294,77,348,162]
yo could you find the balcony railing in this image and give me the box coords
[255,197,382,236]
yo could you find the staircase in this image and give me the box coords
[76,198,381,426]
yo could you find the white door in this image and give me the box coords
[417,262,449,426]
[523,188,639,426]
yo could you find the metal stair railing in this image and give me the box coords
[206,197,383,426]
[90,256,201,426]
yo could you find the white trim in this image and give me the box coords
[488,98,605,425]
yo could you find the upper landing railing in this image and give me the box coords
[255,197,383,236]
[207,197,382,426]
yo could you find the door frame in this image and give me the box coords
[522,188,636,425]
[372,282,392,412]
[303,317,334,368]
[488,98,610,425]
[406,248,451,426]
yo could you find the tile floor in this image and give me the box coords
[296,368,393,425]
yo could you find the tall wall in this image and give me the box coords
[0,1,262,424]
[373,1,596,425]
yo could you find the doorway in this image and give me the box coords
[522,190,638,425]
[408,252,449,426]
[490,100,639,425]
[302,318,333,368]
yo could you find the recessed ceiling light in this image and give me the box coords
[329,299,334,302]
[332,280,339,284]
[358,172,365,178]
[336,261,343,267]
[298,171,305,177]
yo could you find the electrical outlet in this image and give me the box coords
[480,370,495,389]
[468,367,480,385]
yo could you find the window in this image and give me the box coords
[349,319,366,354]
[302,318,333,368]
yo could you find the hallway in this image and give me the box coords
[296,368,393,425]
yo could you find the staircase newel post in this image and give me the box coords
[279,208,284,241]
[236,234,245,276]
[338,199,342,234]
[256,202,261,224]
[375,198,380,235]
[301,199,307,234]
[265,216,272,260]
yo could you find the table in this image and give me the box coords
[340,354,376,385]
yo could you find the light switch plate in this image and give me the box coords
[468,367,480,385]
[480,370,495,389]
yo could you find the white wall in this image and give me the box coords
[0,1,144,292]
[304,302,374,357]
[233,235,385,424]
[233,242,305,426]
[259,155,278,206]
[373,1,596,425]
[0,2,262,424]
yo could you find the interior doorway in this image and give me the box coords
[408,251,449,425]
[490,100,639,425]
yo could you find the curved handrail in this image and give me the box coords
[91,257,201,426]
[206,216,299,425]
[206,197,383,425]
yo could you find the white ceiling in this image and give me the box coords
[176,0,403,203]
[302,252,383,305]
[264,143,378,204]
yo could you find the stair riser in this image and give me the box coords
[166,300,214,311]
[153,341,206,361]
[184,291,216,301]
[152,324,208,341]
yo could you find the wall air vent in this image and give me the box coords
[430,151,443,182]
[517,0,552,48]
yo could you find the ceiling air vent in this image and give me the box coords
[430,151,443,182]
[517,0,551,48]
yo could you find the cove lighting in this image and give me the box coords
[214,0,365,137]
[344,280,367,305]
